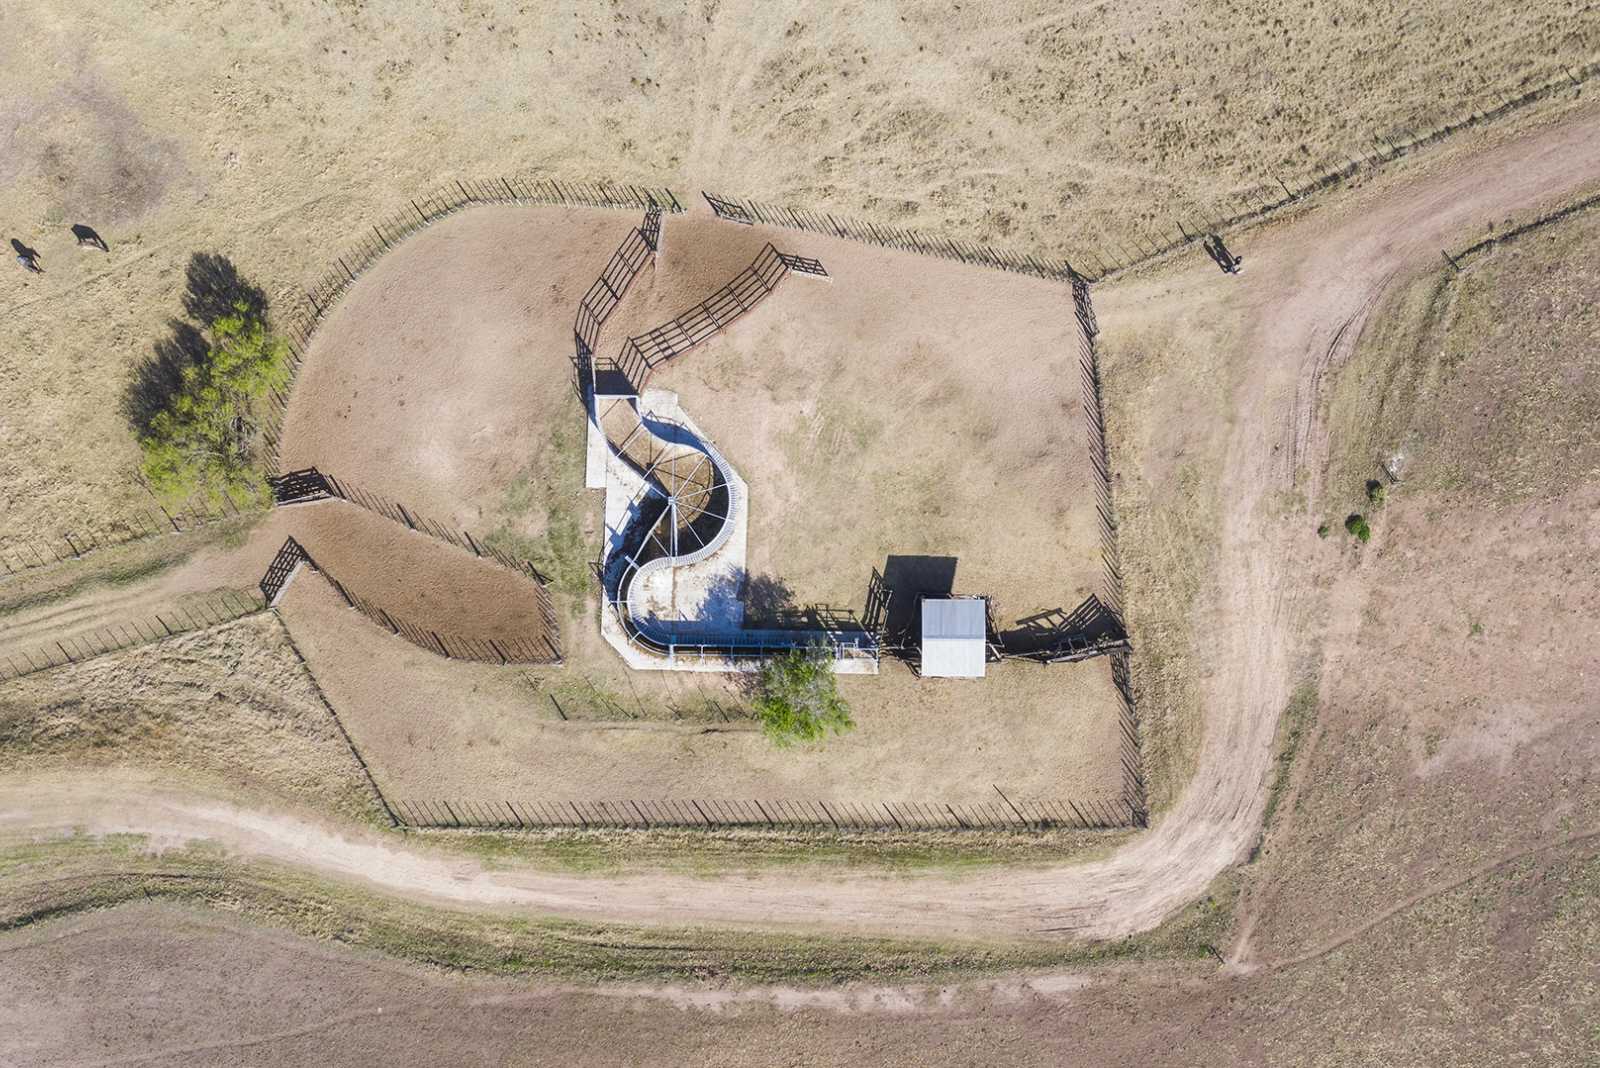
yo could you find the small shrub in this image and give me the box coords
[1365,479,1387,506]
[753,645,854,748]
[1345,513,1371,542]
[1316,522,1331,538]
[138,302,289,506]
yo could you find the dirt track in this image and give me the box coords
[5,108,1599,944]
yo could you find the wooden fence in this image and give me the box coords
[269,468,553,590]
[1071,276,1147,827]
[261,536,561,666]
[1449,187,1600,269]
[701,190,1078,280]
[259,536,308,606]
[1073,271,1126,632]
[776,251,829,278]
[0,490,253,582]
[611,242,825,385]
[1112,650,1147,825]
[699,59,1600,284]
[0,588,267,683]
[262,178,683,476]
[321,568,560,665]
[574,213,661,397]
[1105,58,1600,278]
[640,203,664,255]
[390,794,1141,831]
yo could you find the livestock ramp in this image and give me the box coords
[594,389,876,673]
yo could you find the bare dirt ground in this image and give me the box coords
[640,215,1096,620]
[0,499,555,674]
[1,2,1592,548]
[277,206,629,538]
[267,198,1119,805]
[280,203,1100,624]
[277,569,1125,803]
[278,501,554,650]
[5,102,1597,953]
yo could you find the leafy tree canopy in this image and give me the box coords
[753,645,855,749]
[139,303,289,507]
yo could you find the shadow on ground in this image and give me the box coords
[121,253,269,438]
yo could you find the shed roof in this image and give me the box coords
[920,597,987,678]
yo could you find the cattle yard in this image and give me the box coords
[168,190,1146,829]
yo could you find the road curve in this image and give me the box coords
[4,105,1598,944]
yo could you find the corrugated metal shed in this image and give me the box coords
[920,597,987,678]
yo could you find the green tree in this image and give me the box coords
[139,303,289,507]
[1345,513,1372,542]
[753,645,855,748]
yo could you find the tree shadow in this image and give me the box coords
[743,572,797,627]
[182,251,267,325]
[121,319,209,437]
[122,253,271,440]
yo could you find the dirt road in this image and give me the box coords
[5,107,1599,944]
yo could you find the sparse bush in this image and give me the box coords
[137,302,290,507]
[753,645,854,748]
[1345,513,1372,542]
[1366,479,1387,506]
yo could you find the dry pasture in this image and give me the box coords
[0,613,380,823]
[2,58,1600,1068]
[1239,204,1600,962]
[0,1,1593,547]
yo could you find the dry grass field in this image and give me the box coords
[3,8,1600,1063]
[4,156,1596,1068]
[1246,205,1600,951]
[1195,205,1600,1064]
[0,613,380,823]
[0,1,1593,548]
[1322,206,1600,510]
[1094,285,1238,810]
[0,849,1588,1068]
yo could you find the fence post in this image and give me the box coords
[993,784,1027,826]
